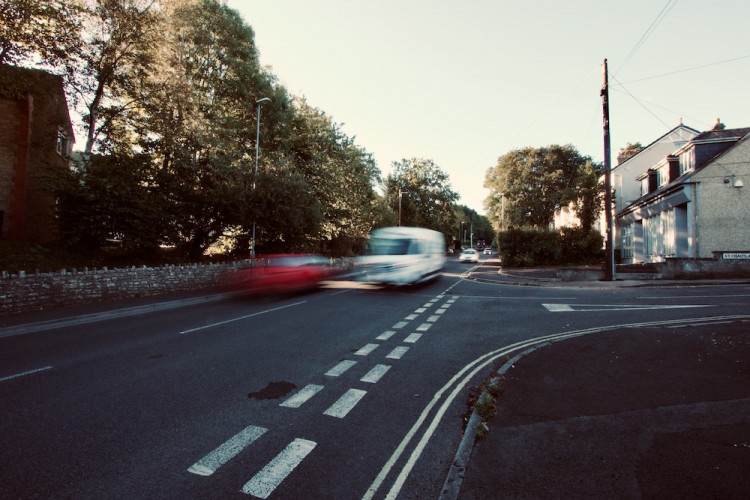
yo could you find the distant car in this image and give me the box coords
[458,248,479,263]
[235,254,338,293]
[483,248,492,255]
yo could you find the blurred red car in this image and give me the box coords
[235,254,338,293]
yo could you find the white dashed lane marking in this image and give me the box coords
[280,384,324,408]
[355,343,379,356]
[325,360,357,377]
[392,321,409,329]
[188,425,268,476]
[323,389,367,418]
[386,346,410,359]
[361,364,391,383]
[416,323,432,332]
[377,330,396,340]
[403,333,422,343]
[241,438,317,498]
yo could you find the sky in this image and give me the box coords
[226,0,750,214]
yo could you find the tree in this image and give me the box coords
[74,0,160,154]
[285,98,381,255]
[454,205,493,247]
[0,0,82,67]
[484,145,601,230]
[117,0,268,259]
[384,158,459,237]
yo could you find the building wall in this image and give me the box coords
[0,96,24,239]
[694,137,750,257]
[0,66,73,245]
[612,126,698,213]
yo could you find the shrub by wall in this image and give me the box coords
[498,227,604,267]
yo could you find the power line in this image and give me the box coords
[617,0,678,74]
[614,54,750,85]
[610,75,671,129]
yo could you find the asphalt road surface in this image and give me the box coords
[2,256,749,498]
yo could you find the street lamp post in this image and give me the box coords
[251,97,271,266]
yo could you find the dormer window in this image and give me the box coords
[679,148,695,175]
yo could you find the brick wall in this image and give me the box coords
[0,261,252,315]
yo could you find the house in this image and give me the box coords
[0,65,74,244]
[617,123,750,264]
[554,123,698,239]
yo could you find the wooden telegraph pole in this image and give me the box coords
[601,59,616,281]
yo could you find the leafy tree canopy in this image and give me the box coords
[484,144,602,231]
[384,158,459,239]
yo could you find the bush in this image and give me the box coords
[498,227,603,267]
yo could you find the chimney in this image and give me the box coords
[711,117,726,130]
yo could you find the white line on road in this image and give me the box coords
[188,425,268,476]
[404,314,418,320]
[179,301,306,334]
[365,314,750,500]
[241,438,317,498]
[414,307,427,313]
[386,346,410,359]
[325,360,357,377]
[544,304,574,312]
[543,303,712,313]
[403,333,422,343]
[361,364,391,383]
[392,321,409,329]
[377,330,396,340]
[0,365,53,383]
[280,384,324,408]
[323,389,367,418]
[355,343,380,356]
[416,323,432,332]
[426,315,440,323]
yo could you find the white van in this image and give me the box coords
[356,226,446,285]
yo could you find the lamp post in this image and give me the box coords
[251,97,271,266]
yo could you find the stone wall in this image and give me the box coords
[0,261,251,315]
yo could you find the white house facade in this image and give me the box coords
[616,127,750,264]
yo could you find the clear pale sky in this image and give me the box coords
[227,0,750,214]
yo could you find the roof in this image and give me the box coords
[690,127,750,143]
[613,123,699,169]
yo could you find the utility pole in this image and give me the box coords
[398,189,402,226]
[601,59,615,281]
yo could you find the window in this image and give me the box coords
[56,129,70,158]
[622,224,634,260]
[662,208,675,256]
[658,166,669,187]
[680,149,695,175]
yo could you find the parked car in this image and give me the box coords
[234,254,338,293]
[458,248,479,263]
[483,248,492,255]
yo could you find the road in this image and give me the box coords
[2,257,749,498]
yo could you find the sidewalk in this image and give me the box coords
[444,262,750,499]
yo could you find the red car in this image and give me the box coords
[235,254,338,293]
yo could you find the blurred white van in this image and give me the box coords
[356,226,446,285]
